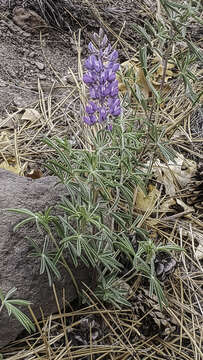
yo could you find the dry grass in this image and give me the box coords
[1,275,203,359]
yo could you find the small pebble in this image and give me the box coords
[0,80,6,87]
[23,49,29,57]
[35,61,45,70]
[29,51,36,58]
[38,74,47,80]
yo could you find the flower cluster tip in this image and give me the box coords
[83,28,121,129]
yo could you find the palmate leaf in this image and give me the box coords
[27,237,61,286]
[45,161,73,184]
[58,215,77,235]
[43,255,61,285]
[80,238,98,267]
[95,274,131,308]
[114,234,136,258]
[5,207,55,234]
[59,197,80,217]
[96,286,131,308]
[44,137,72,168]
[89,173,111,200]
[60,228,98,268]
[132,24,152,46]
[149,276,168,309]
[5,208,40,232]
[0,287,35,334]
[63,239,79,267]
[119,184,134,206]
[157,143,176,162]
[134,256,168,309]
[108,288,131,308]
[97,251,122,272]
[111,212,126,229]
[0,287,17,303]
[5,303,35,333]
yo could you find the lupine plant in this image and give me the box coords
[7,25,186,316]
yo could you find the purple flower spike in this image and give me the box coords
[83,28,121,129]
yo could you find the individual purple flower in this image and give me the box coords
[98,106,107,122]
[85,101,97,114]
[88,42,97,53]
[100,34,108,48]
[89,86,99,99]
[85,55,97,70]
[99,71,108,84]
[107,68,116,82]
[83,28,121,128]
[109,50,118,62]
[109,80,119,97]
[110,98,121,116]
[84,114,97,126]
[83,72,96,84]
[100,84,109,97]
[103,44,112,57]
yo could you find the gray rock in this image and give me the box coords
[0,169,95,348]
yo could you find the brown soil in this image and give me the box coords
[0,0,144,118]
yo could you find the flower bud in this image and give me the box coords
[85,55,97,70]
